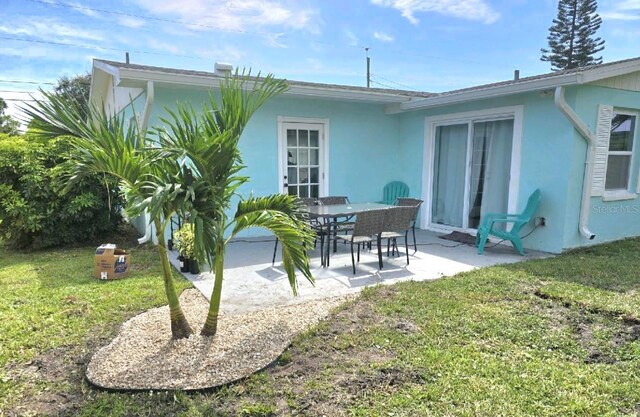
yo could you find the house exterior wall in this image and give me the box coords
[118,91,150,237]
[396,91,576,254]
[144,86,403,238]
[563,85,640,249]
[111,79,640,253]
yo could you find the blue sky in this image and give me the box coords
[2,0,640,119]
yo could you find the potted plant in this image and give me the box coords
[173,224,199,274]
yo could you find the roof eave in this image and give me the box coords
[110,66,416,104]
[400,73,581,111]
[581,59,640,83]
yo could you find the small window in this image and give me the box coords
[605,112,636,191]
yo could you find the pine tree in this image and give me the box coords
[541,0,605,71]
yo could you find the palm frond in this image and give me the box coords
[231,196,315,295]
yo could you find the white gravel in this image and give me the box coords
[86,289,349,390]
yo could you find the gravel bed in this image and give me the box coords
[86,289,349,390]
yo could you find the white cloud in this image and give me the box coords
[132,0,321,35]
[118,16,146,28]
[370,0,500,24]
[601,11,640,20]
[0,18,104,41]
[0,45,87,61]
[67,1,100,18]
[373,31,394,42]
[264,32,288,48]
[345,29,359,47]
[601,0,640,20]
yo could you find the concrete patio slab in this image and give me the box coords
[169,229,550,315]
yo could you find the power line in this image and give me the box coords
[2,98,39,102]
[0,90,38,94]
[370,79,401,90]
[370,74,417,91]
[25,0,246,34]
[0,36,208,60]
[0,80,55,85]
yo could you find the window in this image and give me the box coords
[605,112,636,192]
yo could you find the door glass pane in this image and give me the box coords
[299,130,308,147]
[288,186,297,196]
[288,149,297,165]
[432,124,468,228]
[287,167,297,184]
[299,168,309,184]
[310,167,319,183]
[310,130,319,147]
[299,186,309,198]
[468,119,513,229]
[310,185,319,198]
[605,155,631,190]
[298,149,309,165]
[287,129,297,147]
[310,148,319,165]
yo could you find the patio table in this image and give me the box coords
[307,203,393,267]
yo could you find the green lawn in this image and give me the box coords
[1,238,639,416]
[0,240,192,416]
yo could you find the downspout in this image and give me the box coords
[137,81,155,245]
[554,86,596,240]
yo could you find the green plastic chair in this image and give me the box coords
[476,189,541,256]
[378,181,409,205]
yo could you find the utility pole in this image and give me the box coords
[365,47,371,88]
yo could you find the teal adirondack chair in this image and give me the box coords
[379,181,409,205]
[476,189,541,256]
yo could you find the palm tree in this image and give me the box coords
[22,93,194,339]
[158,72,316,336]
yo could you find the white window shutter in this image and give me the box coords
[591,105,613,197]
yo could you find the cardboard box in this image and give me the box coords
[94,244,130,280]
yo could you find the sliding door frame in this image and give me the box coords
[420,105,524,233]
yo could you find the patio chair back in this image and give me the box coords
[396,197,423,208]
[383,206,418,233]
[319,196,350,205]
[380,181,409,205]
[352,208,388,238]
[297,197,318,206]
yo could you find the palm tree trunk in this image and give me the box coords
[201,242,224,337]
[154,218,193,339]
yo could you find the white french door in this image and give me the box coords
[430,117,515,232]
[279,121,326,198]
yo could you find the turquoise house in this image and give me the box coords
[89,58,640,254]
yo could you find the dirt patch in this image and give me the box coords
[339,366,425,395]
[533,290,639,365]
[210,286,429,416]
[4,325,115,417]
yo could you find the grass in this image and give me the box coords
[0,237,192,415]
[1,236,639,416]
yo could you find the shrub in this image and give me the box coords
[173,223,195,258]
[0,134,123,249]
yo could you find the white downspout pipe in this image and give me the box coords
[137,81,155,245]
[554,86,596,240]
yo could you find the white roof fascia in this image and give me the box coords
[114,67,413,104]
[94,60,122,86]
[581,60,640,83]
[400,73,581,111]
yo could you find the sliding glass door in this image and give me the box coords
[431,118,514,231]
